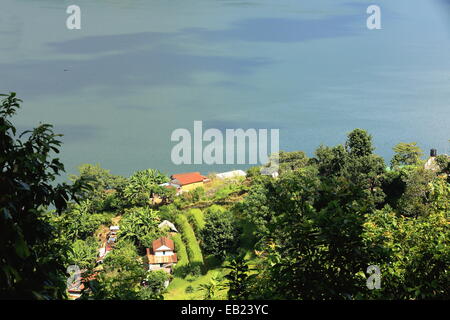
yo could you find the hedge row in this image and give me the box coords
[171,233,190,277]
[175,214,204,275]
[186,208,205,235]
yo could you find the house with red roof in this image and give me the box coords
[146,237,178,273]
[170,172,208,193]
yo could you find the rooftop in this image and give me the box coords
[152,236,175,252]
[171,172,207,186]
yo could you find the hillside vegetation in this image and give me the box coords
[1,93,449,300]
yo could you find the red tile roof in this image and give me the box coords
[152,236,174,252]
[171,172,206,186]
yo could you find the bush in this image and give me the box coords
[175,214,204,275]
[91,212,114,227]
[185,285,194,294]
[186,208,205,235]
[142,270,170,299]
[158,204,178,221]
[172,233,190,278]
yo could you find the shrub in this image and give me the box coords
[158,204,178,221]
[185,285,194,294]
[175,214,204,275]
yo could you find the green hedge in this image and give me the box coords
[175,214,204,275]
[172,233,190,277]
[186,208,205,235]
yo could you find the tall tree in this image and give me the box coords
[391,142,423,167]
[345,128,374,158]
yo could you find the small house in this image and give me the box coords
[170,172,208,193]
[146,237,178,273]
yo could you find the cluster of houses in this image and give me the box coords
[68,225,120,298]
[67,222,180,298]
[97,225,119,264]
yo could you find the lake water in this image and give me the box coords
[1,0,450,178]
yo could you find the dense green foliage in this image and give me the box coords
[224,255,255,300]
[68,237,99,270]
[201,209,240,261]
[70,164,128,211]
[86,240,147,300]
[278,150,309,175]
[1,94,448,300]
[119,207,164,249]
[391,142,424,167]
[124,169,170,206]
[0,93,83,299]
[141,270,170,299]
[236,129,450,299]
[52,200,113,241]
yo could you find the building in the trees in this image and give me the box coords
[170,172,208,193]
[146,237,178,273]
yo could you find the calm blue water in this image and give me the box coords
[1,0,450,178]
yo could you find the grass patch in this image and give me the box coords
[165,268,228,300]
